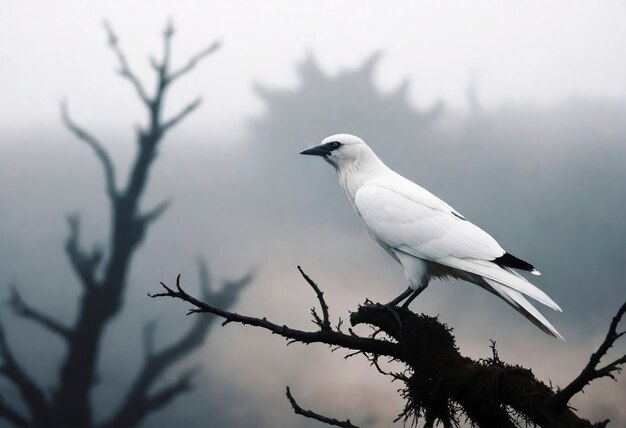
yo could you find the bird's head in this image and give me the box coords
[299,134,369,168]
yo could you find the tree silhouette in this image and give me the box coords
[239,52,444,228]
[0,22,252,427]
[153,272,625,427]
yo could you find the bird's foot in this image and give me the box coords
[386,305,403,328]
[362,299,403,327]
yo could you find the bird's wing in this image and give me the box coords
[354,184,561,311]
[354,183,504,261]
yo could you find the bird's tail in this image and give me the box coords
[439,256,563,339]
[440,257,562,311]
[484,277,564,340]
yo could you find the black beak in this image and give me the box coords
[299,145,329,157]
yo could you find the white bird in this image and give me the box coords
[300,134,563,339]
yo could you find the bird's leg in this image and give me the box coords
[385,287,413,307]
[400,287,425,309]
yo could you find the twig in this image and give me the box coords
[160,97,202,134]
[167,41,220,83]
[64,214,101,289]
[0,396,29,427]
[286,387,359,428]
[149,274,399,357]
[104,263,252,428]
[61,102,117,201]
[553,300,626,409]
[143,368,196,412]
[0,323,48,422]
[8,287,71,340]
[298,266,331,331]
[137,199,172,226]
[103,21,150,106]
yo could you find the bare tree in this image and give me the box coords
[0,22,252,427]
[152,271,626,428]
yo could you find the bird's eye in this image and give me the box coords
[328,141,341,150]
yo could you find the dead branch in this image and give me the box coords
[0,397,29,428]
[8,287,71,340]
[552,300,626,410]
[0,323,48,424]
[298,265,331,331]
[285,387,359,428]
[103,261,252,427]
[103,21,150,106]
[149,274,399,358]
[160,97,202,134]
[64,214,102,290]
[137,199,172,226]
[61,102,117,201]
[144,368,196,413]
[153,269,625,428]
[104,369,196,428]
[167,41,221,83]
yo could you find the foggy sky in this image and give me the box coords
[2,2,626,427]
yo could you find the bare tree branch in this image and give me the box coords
[103,21,151,106]
[167,41,220,83]
[8,287,71,340]
[286,387,359,428]
[160,97,202,134]
[0,397,29,428]
[159,20,174,76]
[144,368,196,413]
[137,199,172,226]
[104,263,252,427]
[64,214,101,289]
[149,274,400,357]
[297,265,331,331]
[104,369,195,428]
[552,300,626,409]
[0,323,48,423]
[61,102,118,200]
[153,269,620,428]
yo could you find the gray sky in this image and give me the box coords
[2,1,626,137]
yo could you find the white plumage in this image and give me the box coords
[300,134,563,339]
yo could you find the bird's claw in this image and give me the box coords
[362,300,403,328]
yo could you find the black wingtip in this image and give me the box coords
[493,252,535,272]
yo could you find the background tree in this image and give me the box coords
[0,22,252,427]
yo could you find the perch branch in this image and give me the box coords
[286,387,359,428]
[154,269,621,427]
[149,274,399,358]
